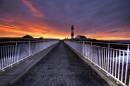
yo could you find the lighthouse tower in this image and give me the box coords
[71,25,74,39]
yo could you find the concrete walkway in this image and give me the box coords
[12,42,108,86]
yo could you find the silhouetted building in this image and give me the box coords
[76,35,87,39]
[22,35,33,39]
[39,37,44,39]
[71,25,75,39]
[74,35,97,41]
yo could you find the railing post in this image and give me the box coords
[129,75,130,86]
[28,41,31,56]
[90,42,93,61]
[82,41,85,56]
[15,42,17,63]
[0,46,2,70]
[126,45,130,86]
[16,42,20,63]
[107,43,110,72]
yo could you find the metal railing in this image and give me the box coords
[0,40,58,71]
[65,41,130,86]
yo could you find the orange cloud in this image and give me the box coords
[0,18,67,39]
[87,31,130,40]
[1,17,130,40]
[22,0,43,17]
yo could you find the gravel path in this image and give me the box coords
[11,42,108,86]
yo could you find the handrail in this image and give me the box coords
[77,40,130,46]
[76,41,130,51]
[65,41,130,86]
[0,40,58,71]
[0,40,53,44]
[82,42,128,52]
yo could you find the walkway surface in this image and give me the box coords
[11,42,108,86]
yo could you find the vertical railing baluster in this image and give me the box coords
[110,49,112,74]
[82,41,85,56]
[28,41,31,56]
[112,49,115,76]
[99,47,101,67]
[10,45,13,67]
[0,47,1,70]
[9,45,11,66]
[7,46,9,67]
[90,42,93,61]
[115,50,118,78]
[121,51,125,82]
[5,46,7,69]
[1,46,5,70]
[107,43,110,72]
[103,48,105,70]
[125,45,129,85]
[15,42,17,63]
[128,74,130,86]
[104,48,106,70]
[101,48,103,68]
[118,50,121,80]
[95,47,97,65]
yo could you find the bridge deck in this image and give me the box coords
[12,42,108,86]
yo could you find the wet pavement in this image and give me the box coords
[11,42,108,86]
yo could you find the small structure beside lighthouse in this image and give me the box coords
[71,25,75,39]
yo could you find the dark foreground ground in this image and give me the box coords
[11,42,108,86]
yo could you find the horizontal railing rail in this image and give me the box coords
[0,40,59,71]
[65,41,130,86]
[77,40,130,46]
[76,41,130,50]
[0,40,54,44]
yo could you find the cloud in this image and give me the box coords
[0,17,67,39]
[87,31,130,40]
[0,0,130,40]
[21,0,43,17]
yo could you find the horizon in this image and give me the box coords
[1,36,130,41]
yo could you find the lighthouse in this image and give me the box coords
[71,25,74,39]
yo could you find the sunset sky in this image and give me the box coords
[0,0,130,40]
